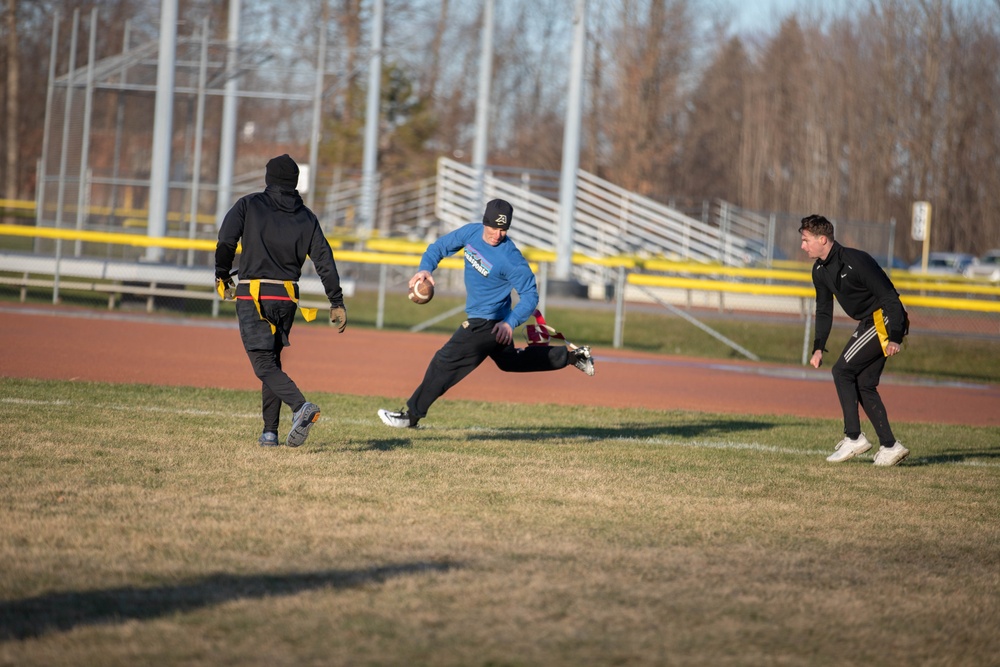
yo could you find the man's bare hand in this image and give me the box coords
[810,350,823,369]
[409,270,435,290]
[493,321,513,345]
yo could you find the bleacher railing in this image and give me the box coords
[434,158,764,286]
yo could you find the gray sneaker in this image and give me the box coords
[378,408,418,428]
[572,346,595,376]
[873,441,909,467]
[826,433,872,462]
[258,431,280,447]
[287,402,320,447]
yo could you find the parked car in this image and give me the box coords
[871,255,909,272]
[964,249,1000,281]
[908,252,977,275]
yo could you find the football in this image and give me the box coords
[408,277,434,305]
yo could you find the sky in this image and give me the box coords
[729,0,851,34]
[732,0,996,33]
[733,0,798,32]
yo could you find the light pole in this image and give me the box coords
[552,0,588,297]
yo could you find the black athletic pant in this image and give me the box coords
[237,299,306,433]
[831,314,896,447]
[407,318,571,419]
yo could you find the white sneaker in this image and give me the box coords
[873,442,909,467]
[571,346,595,376]
[377,408,418,428]
[826,433,872,462]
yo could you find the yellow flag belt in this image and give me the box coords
[872,308,890,356]
[217,279,317,334]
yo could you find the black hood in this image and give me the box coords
[265,184,303,213]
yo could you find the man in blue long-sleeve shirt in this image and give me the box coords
[800,214,910,466]
[378,199,594,428]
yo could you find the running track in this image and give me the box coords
[2,305,998,427]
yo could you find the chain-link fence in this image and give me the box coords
[34,9,367,273]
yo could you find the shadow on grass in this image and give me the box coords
[907,446,1000,467]
[306,437,414,452]
[465,418,781,443]
[353,437,414,452]
[0,560,460,641]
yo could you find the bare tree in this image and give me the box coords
[4,0,18,199]
[493,3,568,171]
[738,17,812,213]
[599,0,694,195]
[936,3,1000,251]
[422,0,449,102]
[679,36,748,201]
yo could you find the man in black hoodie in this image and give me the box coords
[799,214,910,467]
[215,154,347,448]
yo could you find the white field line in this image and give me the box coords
[462,425,1000,468]
[1,397,260,419]
[3,398,998,468]
[464,425,825,456]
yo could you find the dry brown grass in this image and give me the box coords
[1,378,998,666]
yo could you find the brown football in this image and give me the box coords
[408,277,434,305]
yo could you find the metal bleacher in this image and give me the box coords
[432,157,766,288]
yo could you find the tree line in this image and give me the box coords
[3,0,999,260]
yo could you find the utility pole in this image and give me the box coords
[552,0,587,297]
[359,0,384,237]
[146,0,177,261]
[215,0,241,228]
[472,0,495,207]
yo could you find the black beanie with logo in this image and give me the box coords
[482,199,513,229]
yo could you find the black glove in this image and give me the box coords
[330,304,347,333]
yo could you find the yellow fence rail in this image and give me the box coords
[3,225,998,318]
[627,273,1000,314]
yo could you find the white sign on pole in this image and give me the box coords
[297,164,310,194]
[911,201,931,241]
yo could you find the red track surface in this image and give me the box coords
[2,305,998,427]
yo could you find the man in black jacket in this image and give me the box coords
[799,214,910,466]
[215,154,347,448]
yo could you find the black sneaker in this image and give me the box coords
[287,402,320,447]
[378,408,418,428]
[571,346,595,376]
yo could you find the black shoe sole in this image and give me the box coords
[287,406,321,447]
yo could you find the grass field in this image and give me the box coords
[1,377,998,666]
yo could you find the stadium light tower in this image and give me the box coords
[472,0,495,206]
[215,0,241,230]
[146,0,178,261]
[359,0,384,237]
[552,0,587,297]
